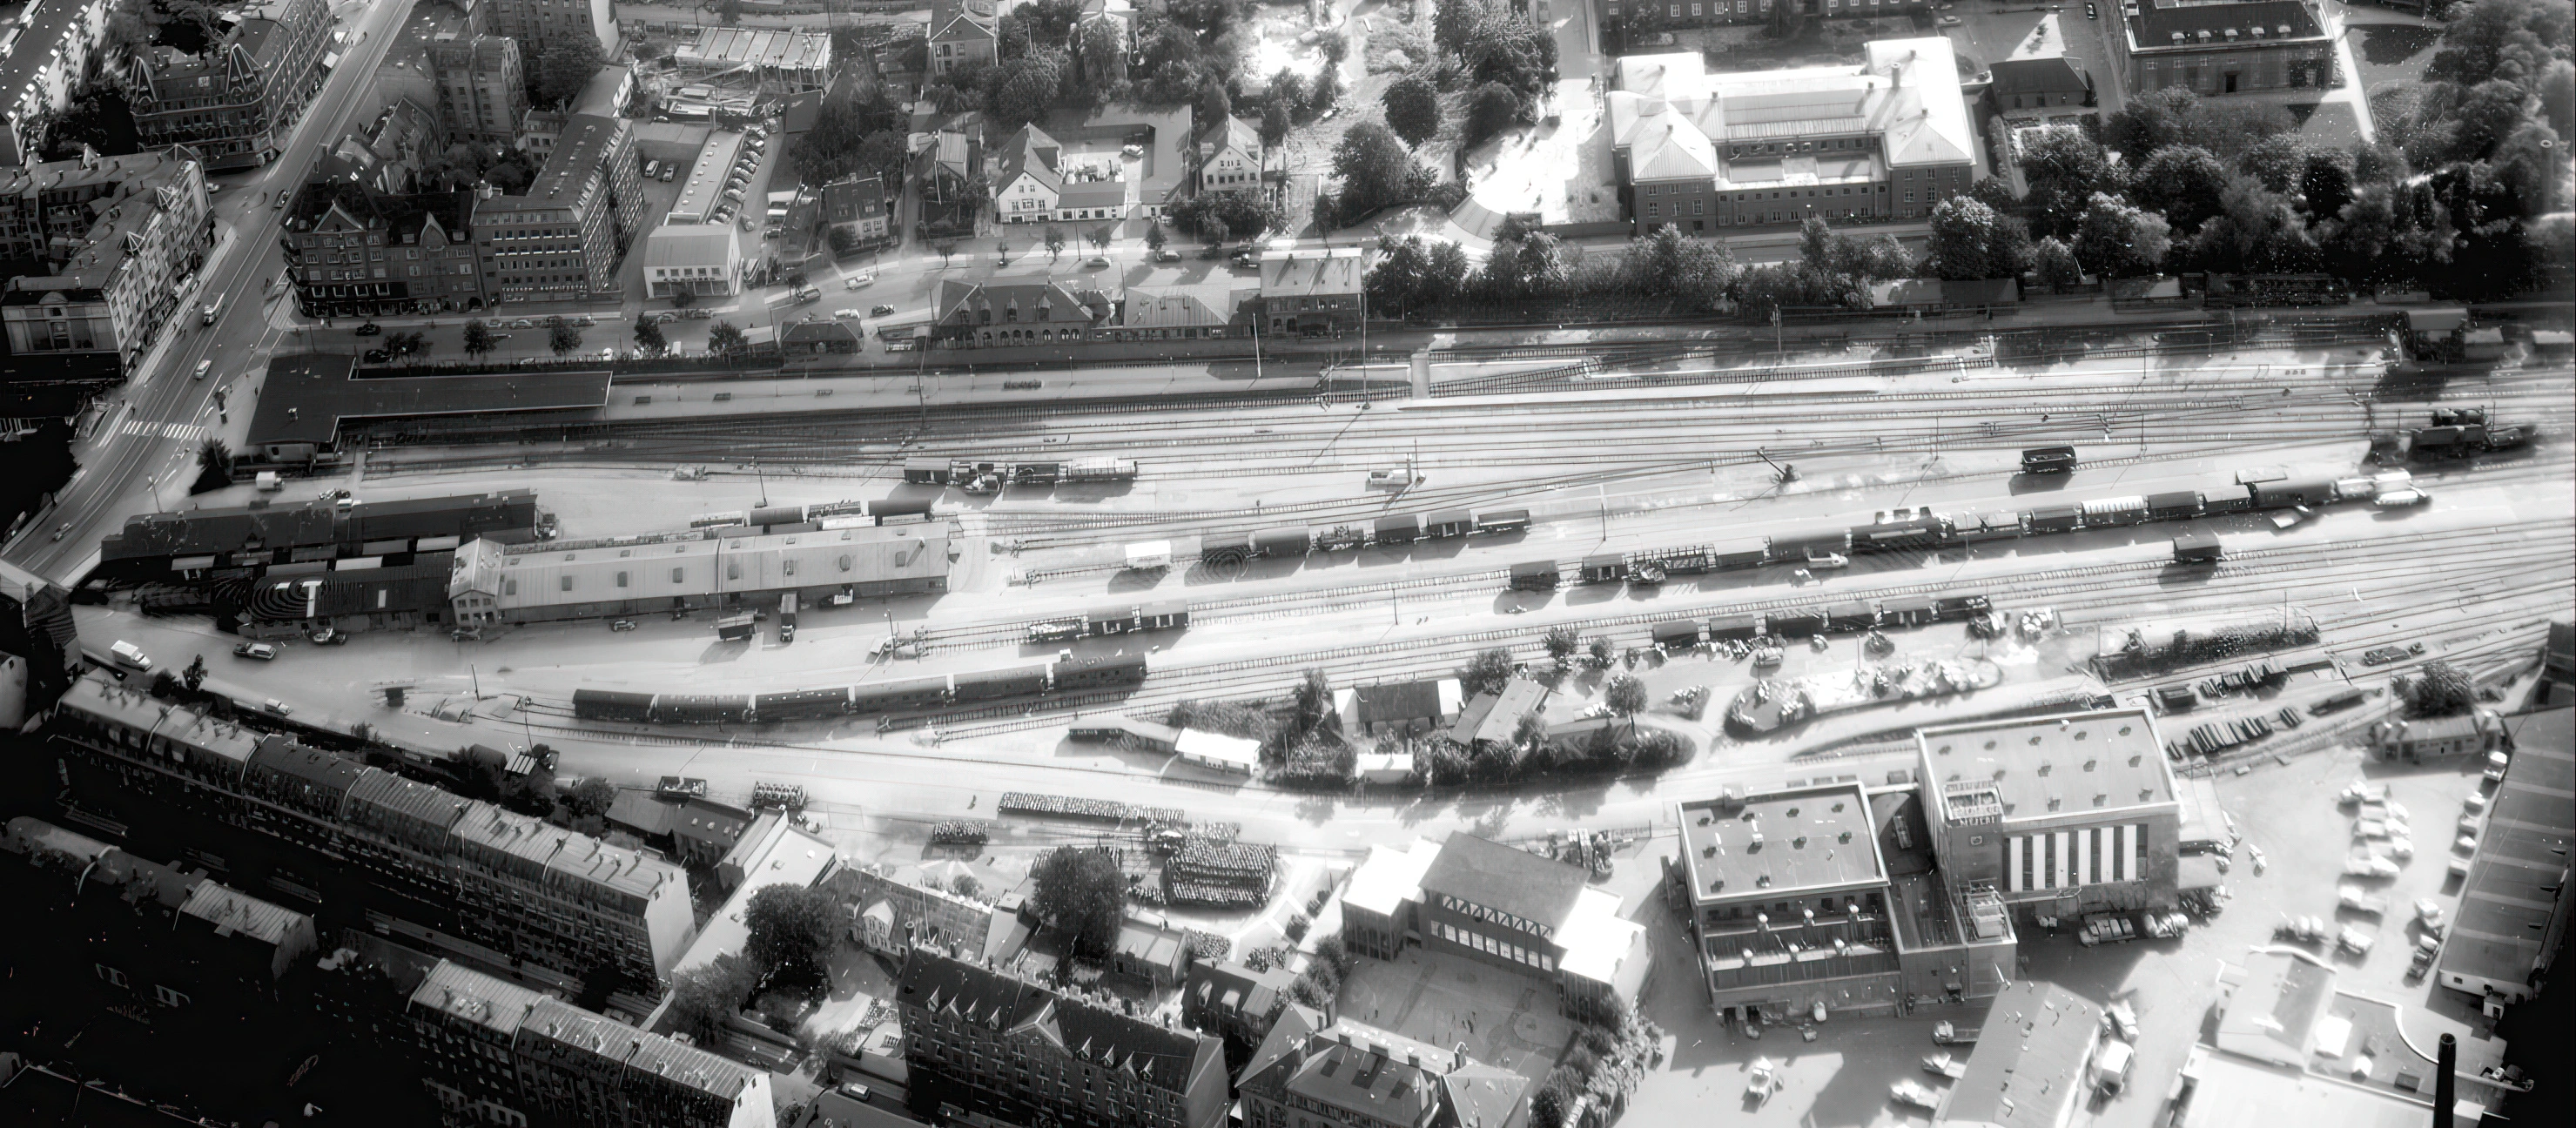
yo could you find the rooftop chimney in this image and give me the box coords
[2434,1033,2456,1128]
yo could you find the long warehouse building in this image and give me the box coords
[447,520,955,626]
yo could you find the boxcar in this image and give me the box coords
[754,688,851,722]
[1199,533,1255,565]
[902,460,950,485]
[1509,561,1561,590]
[1712,540,1771,570]
[1579,554,1625,583]
[1013,462,1063,486]
[656,695,752,724]
[2247,479,2336,509]
[1141,601,1189,631]
[1253,527,1313,558]
[851,677,951,714]
[1823,601,1879,633]
[573,688,656,722]
[2080,496,2148,527]
[1084,606,1138,635]
[1053,654,1150,690]
[1425,509,1476,539]
[1476,509,1531,534]
[1652,620,1702,649]
[2144,492,2205,520]
[1064,458,1139,482]
[1933,594,1990,621]
[1954,511,2022,543]
[1708,614,1764,641]
[2173,529,2223,564]
[2021,446,2078,473]
[1880,595,1937,628]
[1767,608,1827,638]
[1374,514,1421,546]
[1770,531,1852,561]
[952,665,1051,703]
[2023,506,2082,534]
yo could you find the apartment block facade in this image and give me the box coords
[427,31,528,145]
[482,0,617,58]
[0,146,212,380]
[283,178,492,318]
[407,960,777,1128]
[46,674,693,987]
[0,0,115,165]
[897,947,1228,1128]
[472,112,642,302]
[126,0,331,171]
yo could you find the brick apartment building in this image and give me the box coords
[896,947,1228,1128]
[0,146,212,380]
[47,673,693,987]
[283,178,491,317]
[126,0,331,171]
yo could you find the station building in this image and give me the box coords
[1339,831,1651,1024]
[446,520,955,627]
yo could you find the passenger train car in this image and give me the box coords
[570,654,1149,725]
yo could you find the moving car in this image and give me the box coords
[2091,1041,2135,1094]
[363,349,392,363]
[110,641,152,671]
[509,319,534,328]
[2375,488,2428,507]
[353,322,382,335]
[1745,1059,1777,1106]
[1936,14,1961,25]
[870,304,896,317]
[1086,256,1110,267]
[193,359,212,379]
[845,271,877,288]
[263,699,293,715]
[833,308,862,320]
[1154,249,1182,262]
[273,193,289,209]
[609,620,637,632]
[2086,2,2098,17]
[232,641,277,661]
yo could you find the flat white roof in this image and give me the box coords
[1343,837,1440,918]
[1175,728,1261,770]
[1554,886,1644,984]
[674,817,837,975]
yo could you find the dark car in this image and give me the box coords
[363,348,393,363]
[353,322,382,336]
[2085,3,2097,16]
[870,304,896,317]
[309,628,348,646]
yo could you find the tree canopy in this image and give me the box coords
[533,37,604,111]
[744,885,839,989]
[1032,846,1125,958]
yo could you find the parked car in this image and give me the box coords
[1086,256,1111,268]
[2375,488,2429,507]
[1745,1059,1777,1106]
[1154,249,1182,262]
[309,628,347,645]
[1936,14,1961,25]
[363,349,393,363]
[353,322,382,335]
[232,642,278,661]
[845,271,877,288]
[509,318,534,328]
[1890,1079,1940,1108]
[660,165,676,181]
[609,620,637,632]
[870,304,896,317]
[684,308,714,319]
[263,698,293,715]
[486,318,506,328]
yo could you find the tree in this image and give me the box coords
[989,52,1068,131]
[1305,67,1344,121]
[1618,224,1739,311]
[2016,129,2119,237]
[1146,221,1167,253]
[182,654,206,693]
[192,438,233,494]
[718,0,742,24]
[2183,176,2323,275]
[1435,0,1484,57]
[2298,150,2356,218]
[1088,225,1113,252]
[2103,85,2285,163]
[2070,191,2171,278]
[1463,80,1521,151]
[548,318,582,357]
[667,956,757,1047]
[744,885,838,988]
[1924,198,2030,280]
[1196,80,1234,134]
[828,225,863,256]
[2236,134,2312,193]
[1544,625,1580,664]
[1330,122,1423,223]
[2398,660,2477,717]
[1032,846,1125,958]
[1293,668,1333,735]
[1045,225,1067,260]
[708,320,748,355]
[2031,236,2084,290]
[1463,13,1557,103]
[1603,674,1647,735]
[1462,647,1517,697]
[533,37,605,111]
[1382,75,1443,149]
[1511,710,1549,753]
[1259,98,1292,150]
[672,289,697,308]
[932,240,960,265]
[1078,17,1127,92]
[2425,0,2573,90]
[2129,145,2233,232]
[463,320,495,357]
[564,777,616,820]
[453,746,508,802]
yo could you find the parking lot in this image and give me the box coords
[1941,1,2129,111]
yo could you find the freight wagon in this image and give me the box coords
[570,654,1150,725]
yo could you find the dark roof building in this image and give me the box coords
[248,353,610,461]
[897,946,1228,1128]
[282,177,488,319]
[932,279,1112,346]
[1421,830,1590,932]
[1988,15,2095,113]
[1444,677,1550,748]
[127,0,331,171]
[1236,1006,1530,1128]
[2435,707,2573,1016]
[2121,0,2334,99]
[782,319,863,353]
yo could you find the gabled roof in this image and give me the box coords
[993,124,1064,194]
[1420,832,1588,931]
[784,319,863,345]
[178,881,310,948]
[898,948,1216,1091]
[1445,677,1549,747]
[929,0,999,43]
[936,279,1111,327]
[1201,114,1261,156]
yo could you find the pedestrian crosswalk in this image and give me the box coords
[122,420,207,442]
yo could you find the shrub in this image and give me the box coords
[1286,912,1311,942]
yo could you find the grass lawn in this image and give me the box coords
[1685,15,1932,70]
[2283,100,2364,147]
[2344,24,2444,92]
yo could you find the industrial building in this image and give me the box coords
[1930,981,2104,1128]
[673,27,833,89]
[1916,708,2183,921]
[2436,707,2572,1018]
[248,353,611,462]
[47,675,694,986]
[1339,831,1651,1023]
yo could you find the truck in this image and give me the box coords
[777,593,797,644]
[716,613,757,642]
[2091,1040,2135,1095]
[109,641,153,671]
[1931,1021,1979,1044]
[201,292,223,325]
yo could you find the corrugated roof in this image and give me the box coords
[2438,708,2573,990]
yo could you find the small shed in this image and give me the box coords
[1355,750,1416,785]
[1176,728,1261,774]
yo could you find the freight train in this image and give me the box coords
[905,458,1140,494]
[1199,507,1530,565]
[687,497,938,531]
[570,653,1149,725]
[1647,594,1994,649]
[95,489,544,580]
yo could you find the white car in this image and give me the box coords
[1937,14,1962,25]
[845,272,877,289]
[194,359,212,379]
[2375,488,2428,507]
[832,308,862,320]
